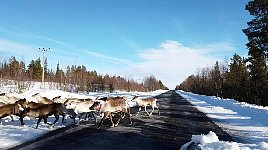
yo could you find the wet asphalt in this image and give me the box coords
[10,90,234,150]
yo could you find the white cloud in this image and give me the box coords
[83,50,132,65]
[193,42,236,54]
[0,38,37,54]
[123,40,235,89]
[0,27,72,47]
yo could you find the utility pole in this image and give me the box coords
[39,47,50,89]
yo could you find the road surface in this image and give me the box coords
[10,90,233,150]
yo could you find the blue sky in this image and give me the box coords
[0,0,252,89]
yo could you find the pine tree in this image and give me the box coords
[211,61,222,97]
[228,54,250,102]
[243,0,268,105]
[9,56,19,79]
[243,0,268,57]
[34,58,42,80]
[55,62,61,83]
[247,41,267,104]
[27,60,35,80]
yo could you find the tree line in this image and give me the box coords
[176,0,268,106]
[0,56,167,92]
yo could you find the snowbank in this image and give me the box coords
[181,131,268,150]
[177,90,268,150]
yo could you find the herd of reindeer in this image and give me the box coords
[0,92,160,129]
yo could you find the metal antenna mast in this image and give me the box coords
[39,47,50,89]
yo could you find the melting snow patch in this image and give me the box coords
[181,131,268,150]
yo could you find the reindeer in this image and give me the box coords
[20,100,76,127]
[63,98,96,124]
[32,93,54,104]
[0,103,24,125]
[131,96,160,116]
[21,103,66,129]
[0,93,21,104]
[90,96,132,129]
[52,96,65,103]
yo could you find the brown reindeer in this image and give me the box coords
[90,97,132,129]
[18,101,47,125]
[27,101,46,109]
[21,103,64,129]
[14,98,28,109]
[0,103,24,125]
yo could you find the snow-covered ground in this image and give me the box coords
[0,85,167,149]
[177,90,268,150]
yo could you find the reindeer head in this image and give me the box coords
[131,95,139,102]
[64,100,77,109]
[89,101,101,111]
[15,98,29,109]
[52,96,63,103]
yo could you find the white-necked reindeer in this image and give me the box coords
[131,96,160,116]
[90,96,132,129]
[63,98,96,124]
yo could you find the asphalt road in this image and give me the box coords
[10,90,234,150]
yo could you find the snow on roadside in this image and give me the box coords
[177,90,268,149]
[180,131,268,150]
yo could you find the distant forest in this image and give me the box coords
[176,0,268,106]
[0,56,167,93]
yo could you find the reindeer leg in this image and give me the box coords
[61,114,66,124]
[115,112,123,127]
[98,112,108,129]
[44,117,48,124]
[120,112,125,119]
[36,118,42,129]
[10,115,14,122]
[68,110,76,125]
[136,107,142,116]
[77,113,87,125]
[149,106,154,116]
[156,106,160,115]
[127,113,132,125]
[109,112,115,127]
[92,112,97,125]
[51,115,59,128]
[19,114,25,125]
[85,113,90,121]
[127,107,132,125]
[144,106,150,116]
[72,113,76,125]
